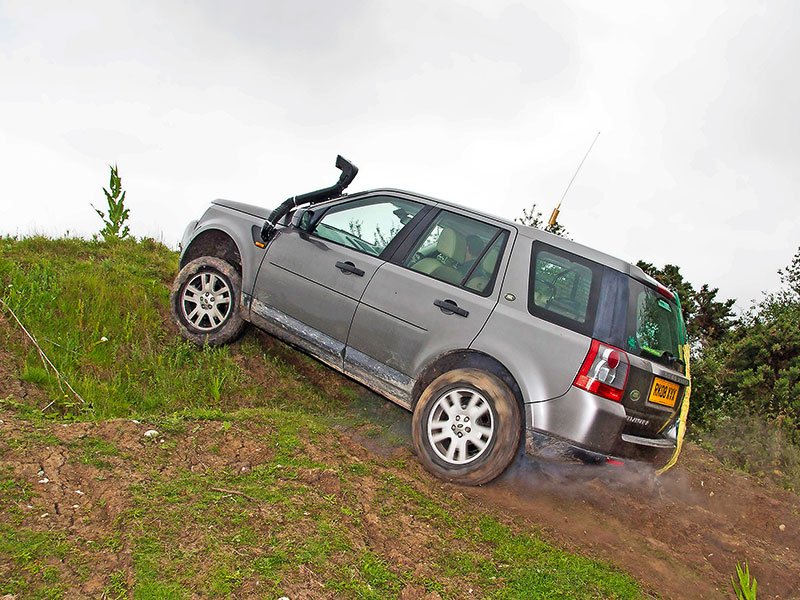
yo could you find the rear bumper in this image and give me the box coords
[525,386,678,462]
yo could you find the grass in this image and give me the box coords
[0,235,644,598]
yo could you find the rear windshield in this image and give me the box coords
[529,242,685,372]
[625,280,683,365]
[593,269,685,371]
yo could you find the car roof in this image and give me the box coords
[345,187,652,281]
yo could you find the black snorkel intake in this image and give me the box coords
[261,155,359,242]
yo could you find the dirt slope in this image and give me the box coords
[259,333,800,599]
[468,448,799,599]
[2,330,798,599]
[347,408,800,599]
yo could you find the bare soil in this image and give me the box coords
[2,335,798,599]
[470,447,800,599]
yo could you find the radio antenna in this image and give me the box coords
[548,131,601,228]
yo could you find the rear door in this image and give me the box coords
[251,195,425,369]
[345,207,514,405]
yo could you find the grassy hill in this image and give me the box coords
[0,236,642,599]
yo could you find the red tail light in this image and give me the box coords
[573,339,630,402]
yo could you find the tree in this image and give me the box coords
[691,246,800,430]
[693,283,736,345]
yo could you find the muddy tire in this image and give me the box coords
[170,256,246,346]
[412,368,521,486]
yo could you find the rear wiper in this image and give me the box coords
[661,351,685,370]
[641,346,685,370]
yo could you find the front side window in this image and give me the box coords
[403,210,507,294]
[313,197,423,257]
[529,243,601,335]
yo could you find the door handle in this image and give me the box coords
[335,261,365,277]
[434,299,469,318]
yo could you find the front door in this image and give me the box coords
[251,195,425,369]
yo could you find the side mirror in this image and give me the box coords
[291,208,323,232]
[291,208,312,231]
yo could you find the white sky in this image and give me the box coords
[1,0,798,307]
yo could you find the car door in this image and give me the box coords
[344,207,514,406]
[250,195,426,370]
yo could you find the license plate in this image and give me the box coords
[649,377,680,408]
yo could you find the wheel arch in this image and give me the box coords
[181,229,242,274]
[411,350,524,413]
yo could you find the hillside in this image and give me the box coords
[1,237,798,599]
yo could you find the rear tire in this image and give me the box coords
[412,368,521,486]
[170,256,246,346]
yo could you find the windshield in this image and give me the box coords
[626,280,683,368]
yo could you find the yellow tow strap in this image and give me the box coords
[656,342,691,475]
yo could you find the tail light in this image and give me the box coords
[573,339,630,402]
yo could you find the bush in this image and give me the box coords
[694,413,800,491]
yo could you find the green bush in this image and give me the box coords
[692,247,800,435]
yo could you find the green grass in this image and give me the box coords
[0,236,645,599]
[0,525,70,598]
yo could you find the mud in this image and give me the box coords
[460,449,800,599]
[341,393,800,599]
[2,330,798,598]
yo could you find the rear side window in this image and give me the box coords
[403,210,508,296]
[528,243,601,336]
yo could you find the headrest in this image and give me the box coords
[436,228,466,263]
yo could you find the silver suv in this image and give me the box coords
[173,157,690,485]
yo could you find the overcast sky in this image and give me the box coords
[1,0,798,307]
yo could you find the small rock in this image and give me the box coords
[40,513,48,518]
[26,504,33,509]
[72,504,79,509]
[779,524,786,531]
[709,491,714,497]
[74,490,84,495]
[131,419,141,424]
[38,478,49,484]
[278,597,290,600]
[37,469,44,476]
[143,429,160,439]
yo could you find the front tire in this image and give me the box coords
[170,256,246,346]
[412,368,521,486]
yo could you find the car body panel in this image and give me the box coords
[251,227,384,366]
[179,200,269,298]
[346,262,498,382]
[471,235,592,404]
